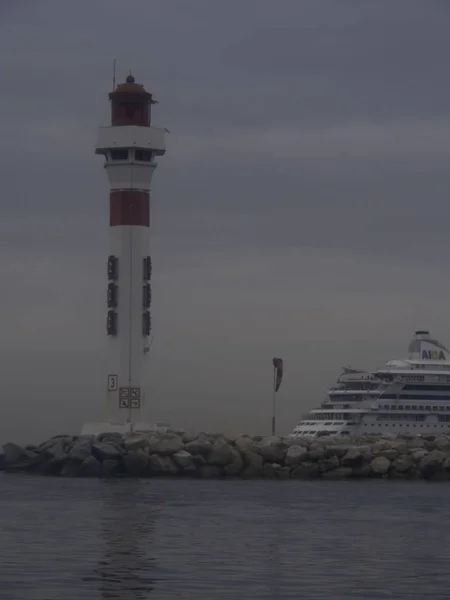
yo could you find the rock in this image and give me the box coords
[381,432,398,440]
[70,438,94,462]
[276,466,291,480]
[44,440,69,462]
[207,438,234,466]
[172,450,194,470]
[149,454,178,475]
[198,465,221,478]
[352,464,372,478]
[192,454,206,467]
[434,436,450,451]
[123,434,149,452]
[419,450,446,476]
[91,442,124,462]
[4,450,45,473]
[408,437,425,449]
[443,456,450,472]
[241,466,260,478]
[307,445,326,461]
[103,460,121,475]
[285,445,308,466]
[38,435,70,452]
[341,448,365,467]
[262,463,277,478]
[122,450,149,476]
[324,444,352,459]
[258,437,286,463]
[370,456,391,476]
[223,448,244,476]
[319,455,340,473]
[291,462,320,478]
[411,449,428,462]
[322,467,353,479]
[392,454,414,473]
[185,434,213,455]
[82,456,107,477]
[374,449,399,461]
[148,434,184,456]
[60,461,83,477]
[2,442,28,466]
[98,433,125,447]
[234,437,262,470]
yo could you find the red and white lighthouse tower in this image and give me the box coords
[83,73,166,435]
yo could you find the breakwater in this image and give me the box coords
[2,431,450,479]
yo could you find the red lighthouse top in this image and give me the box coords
[109,73,156,127]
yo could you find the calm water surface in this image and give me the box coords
[0,475,449,599]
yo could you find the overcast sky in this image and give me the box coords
[1,0,450,442]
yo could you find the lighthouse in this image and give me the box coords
[82,73,166,436]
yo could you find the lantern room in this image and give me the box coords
[109,73,156,127]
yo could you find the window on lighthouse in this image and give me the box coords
[135,149,152,162]
[110,149,129,161]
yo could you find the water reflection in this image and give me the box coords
[92,481,161,599]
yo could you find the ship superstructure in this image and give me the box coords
[291,331,450,438]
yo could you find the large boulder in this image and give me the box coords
[82,456,107,477]
[70,437,94,462]
[44,439,69,462]
[122,450,149,476]
[370,456,391,476]
[433,436,450,451]
[91,442,124,462]
[321,467,353,479]
[258,437,286,463]
[60,461,83,477]
[341,447,366,467]
[319,455,340,473]
[2,443,28,467]
[207,438,235,467]
[198,465,221,478]
[234,437,262,471]
[392,454,414,473]
[419,450,446,476]
[172,450,195,470]
[324,444,352,459]
[148,434,184,456]
[408,437,425,450]
[223,448,244,476]
[411,449,428,462]
[285,445,308,467]
[307,445,326,461]
[123,434,149,452]
[291,462,320,478]
[102,460,122,476]
[185,434,213,456]
[149,454,178,475]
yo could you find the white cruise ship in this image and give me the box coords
[290,330,450,438]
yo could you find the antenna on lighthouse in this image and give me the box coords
[112,58,116,91]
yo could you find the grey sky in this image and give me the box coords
[1,0,450,442]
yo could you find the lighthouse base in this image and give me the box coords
[80,421,170,436]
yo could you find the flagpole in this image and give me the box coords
[272,365,276,436]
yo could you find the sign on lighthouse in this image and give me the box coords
[82,72,167,436]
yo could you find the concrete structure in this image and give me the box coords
[82,73,167,435]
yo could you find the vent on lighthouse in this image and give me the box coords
[143,284,152,308]
[107,283,118,308]
[143,256,152,281]
[107,310,118,336]
[143,311,151,336]
[107,255,118,280]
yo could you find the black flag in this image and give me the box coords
[272,357,283,392]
